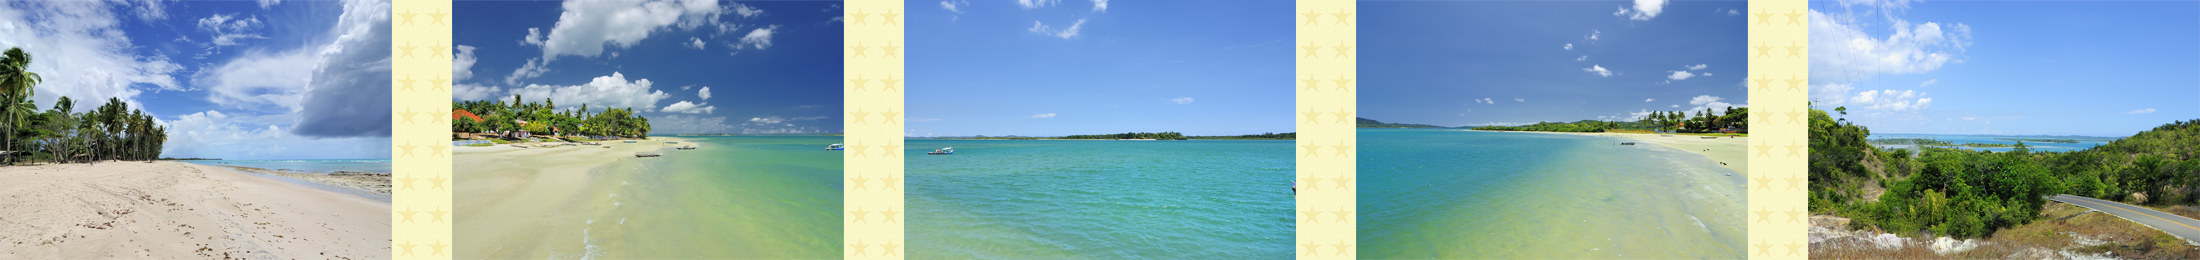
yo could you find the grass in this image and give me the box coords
[489,139,510,144]
[1815,202,2200,258]
[563,136,596,142]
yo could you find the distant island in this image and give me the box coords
[1356,118,1448,128]
[1358,107,1748,135]
[940,132,1295,140]
[1995,138,2080,143]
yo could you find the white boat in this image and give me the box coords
[926,147,954,155]
[827,144,845,150]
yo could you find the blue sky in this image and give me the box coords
[905,0,1294,137]
[1810,1,2200,137]
[0,0,391,160]
[453,0,842,135]
[1359,0,1749,127]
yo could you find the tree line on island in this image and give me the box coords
[451,95,653,141]
[1355,106,1748,134]
[0,47,169,165]
[1810,105,2200,239]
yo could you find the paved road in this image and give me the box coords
[2051,194,2200,244]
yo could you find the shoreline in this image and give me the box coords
[1474,129,1749,174]
[452,136,688,259]
[0,161,390,259]
[210,165,391,199]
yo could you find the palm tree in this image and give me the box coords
[0,48,43,164]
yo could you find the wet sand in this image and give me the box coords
[0,161,390,259]
[451,137,683,259]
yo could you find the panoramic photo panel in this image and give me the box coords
[1356,0,1749,258]
[449,0,845,259]
[904,0,1296,258]
[1806,0,2200,258]
[0,0,394,258]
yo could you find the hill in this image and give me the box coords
[1355,117,1447,128]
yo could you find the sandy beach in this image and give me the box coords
[452,137,686,259]
[0,161,390,259]
[1492,130,1749,173]
[215,166,392,196]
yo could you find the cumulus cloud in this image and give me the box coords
[1169,97,1194,104]
[1686,64,1707,70]
[503,72,672,112]
[661,101,715,114]
[1017,0,1060,9]
[1514,98,1526,103]
[1666,71,1696,81]
[1682,95,1747,114]
[525,0,732,61]
[197,50,316,110]
[1029,19,1086,39]
[505,57,551,85]
[1092,0,1107,12]
[452,45,477,80]
[738,25,778,49]
[1576,56,1587,61]
[686,37,706,49]
[1807,1,1970,116]
[1848,89,1932,111]
[162,110,390,160]
[1644,98,1655,102]
[292,0,393,138]
[2128,108,2157,115]
[1588,30,1601,41]
[698,86,711,100]
[1582,65,1613,77]
[1563,43,1573,50]
[1031,113,1057,119]
[1,1,186,111]
[1613,0,1668,21]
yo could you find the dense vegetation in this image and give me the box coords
[451,95,653,139]
[1810,104,2200,239]
[1469,120,1619,132]
[1060,132,1188,140]
[0,47,169,165]
[1355,117,1446,128]
[1188,132,1295,140]
[1867,138,1956,146]
[1463,107,1747,133]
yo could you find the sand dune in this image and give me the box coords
[0,161,389,259]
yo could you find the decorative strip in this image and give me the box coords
[845,0,906,258]
[1296,0,1355,258]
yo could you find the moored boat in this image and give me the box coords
[827,144,845,150]
[636,152,662,157]
[926,147,954,155]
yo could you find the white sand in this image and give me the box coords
[451,137,683,259]
[1497,131,1749,173]
[0,161,389,259]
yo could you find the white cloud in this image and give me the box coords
[698,86,711,100]
[1671,104,1681,108]
[2128,108,2157,115]
[1582,65,1613,77]
[1563,43,1573,50]
[1017,0,1060,9]
[126,0,168,21]
[1168,97,1194,104]
[1683,95,1747,114]
[1031,113,1057,119]
[1686,64,1707,70]
[503,72,672,112]
[195,14,265,47]
[505,58,550,85]
[1475,98,1495,104]
[1848,89,1931,111]
[940,0,967,13]
[731,2,763,18]
[452,45,477,80]
[161,110,389,160]
[197,49,317,110]
[1702,72,1713,77]
[453,84,500,101]
[686,37,706,49]
[661,101,715,114]
[1029,19,1087,39]
[0,1,187,111]
[525,0,731,61]
[1644,98,1655,102]
[1613,0,1669,21]
[1809,8,1971,84]
[1666,71,1696,81]
[1588,30,1601,41]
[1727,9,1740,16]
[1919,78,1938,87]
[1576,56,1587,61]
[1513,98,1525,103]
[748,116,786,124]
[738,25,778,49]
[1092,0,1108,12]
[258,0,282,9]
[292,0,394,137]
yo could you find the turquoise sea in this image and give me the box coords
[905,139,1294,259]
[182,159,391,173]
[1358,129,1747,258]
[1869,133,2118,153]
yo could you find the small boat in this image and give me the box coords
[827,144,846,150]
[635,152,661,157]
[676,145,697,150]
[1619,142,1636,145]
[926,147,954,155]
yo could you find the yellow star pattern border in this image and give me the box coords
[845,0,905,259]
[1297,0,1354,258]
[392,0,451,259]
[1750,0,1809,259]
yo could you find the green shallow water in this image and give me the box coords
[490,136,845,259]
[1358,129,1748,258]
[905,139,1295,259]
